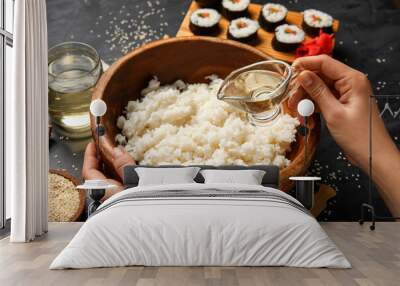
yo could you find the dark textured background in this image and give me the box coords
[47,0,400,221]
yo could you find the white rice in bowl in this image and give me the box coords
[116,76,299,167]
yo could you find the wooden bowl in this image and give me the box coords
[49,169,85,222]
[92,36,320,192]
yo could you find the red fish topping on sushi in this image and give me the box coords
[197,12,210,18]
[268,6,280,14]
[284,28,297,35]
[230,0,241,3]
[236,21,248,29]
[311,14,322,23]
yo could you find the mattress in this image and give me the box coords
[50,183,350,269]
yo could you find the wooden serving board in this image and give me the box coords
[177,1,340,62]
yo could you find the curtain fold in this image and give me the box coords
[8,0,49,242]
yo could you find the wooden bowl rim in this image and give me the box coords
[94,36,271,98]
[92,36,271,102]
[49,169,85,222]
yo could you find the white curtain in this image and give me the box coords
[8,0,49,242]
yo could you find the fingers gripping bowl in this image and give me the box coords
[91,37,320,192]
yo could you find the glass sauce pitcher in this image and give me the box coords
[217,60,299,126]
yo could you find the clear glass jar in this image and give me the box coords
[48,42,102,138]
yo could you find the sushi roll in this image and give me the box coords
[272,24,305,52]
[228,17,260,43]
[195,0,220,8]
[189,8,221,35]
[222,0,250,20]
[259,3,288,32]
[302,9,333,36]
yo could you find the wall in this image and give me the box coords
[47,0,400,221]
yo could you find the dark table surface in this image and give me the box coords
[47,0,400,221]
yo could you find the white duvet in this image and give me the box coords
[50,183,350,269]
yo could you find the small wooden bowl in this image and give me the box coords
[49,169,85,222]
[91,36,320,192]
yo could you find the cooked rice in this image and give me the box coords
[190,8,221,27]
[222,0,250,11]
[116,76,299,167]
[262,3,288,23]
[303,9,333,28]
[229,18,259,38]
[275,24,305,43]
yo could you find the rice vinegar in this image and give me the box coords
[220,70,286,117]
[48,42,102,138]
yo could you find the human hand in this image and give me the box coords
[82,142,136,200]
[288,55,395,172]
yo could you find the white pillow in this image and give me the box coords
[135,167,201,186]
[200,169,266,185]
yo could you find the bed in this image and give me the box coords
[50,165,350,269]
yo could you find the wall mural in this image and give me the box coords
[47,0,400,221]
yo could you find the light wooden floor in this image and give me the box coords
[1,222,399,286]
